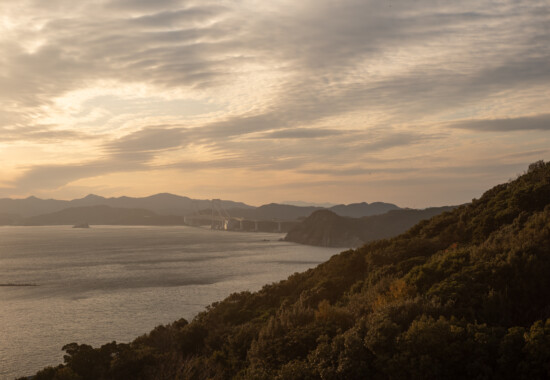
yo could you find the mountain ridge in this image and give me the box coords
[20,205,187,226]
[284,206,455,247]
[226,201,400,221]
[0,193,253,218]
[0,195,401,223]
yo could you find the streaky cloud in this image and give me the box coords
[256,128,344,140]
[450,113,550,132]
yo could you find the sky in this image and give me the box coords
[0,0,549,208]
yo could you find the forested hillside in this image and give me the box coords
[27,161,550,380]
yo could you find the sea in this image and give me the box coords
[0,225,342,379]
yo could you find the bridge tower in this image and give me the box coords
[210,199,231,230]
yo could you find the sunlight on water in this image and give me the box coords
[0,226,341,379]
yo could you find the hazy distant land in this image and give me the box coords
[0,194,455,245]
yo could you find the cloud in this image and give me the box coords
[105,0,186,12]
[500,149,550,160]
[9,126,187,192]
[255,128,343,139]
[0,125,95,142]
[2,0,549,122]
[0,2,236,110]
[14,162,116,191]
[105,126,188,159]
[0,0,549,205]
[358,132,437,152]
[449,113,550,132]
[300,167,414,177]
[128,6,230,28]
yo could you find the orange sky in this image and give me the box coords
[0,0,549,208]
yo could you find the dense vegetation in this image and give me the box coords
[25,161,550,380]
[285,206,454,247]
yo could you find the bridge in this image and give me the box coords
[183,199,299,233]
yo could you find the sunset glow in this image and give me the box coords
[1,0,549,207]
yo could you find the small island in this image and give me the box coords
[72,223,90,228]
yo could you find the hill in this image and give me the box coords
[285,206,455,247]
[70,194,252,216]
[25,161,550,380]
[0,196,68,218]
[227,201,400,221]
[0,194,252,218]
[227,203,322,220]
[0,213,22,225]
[11,201,403,230]
[0,194,396,222]
[329,201,400,218]
[20,205,186,226]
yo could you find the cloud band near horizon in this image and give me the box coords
[0,0,549,207]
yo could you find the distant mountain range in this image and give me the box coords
[285,206,456,247]
[0,194,450,247]
[0,194,401,225]
[0,193,252,219]
[280,201,338,208]
[20,205,187,226]
[227,202,400,221]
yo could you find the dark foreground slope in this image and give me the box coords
[27,161,550,380]
[285,206,455,247]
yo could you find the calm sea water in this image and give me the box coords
[0,226,341,379]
